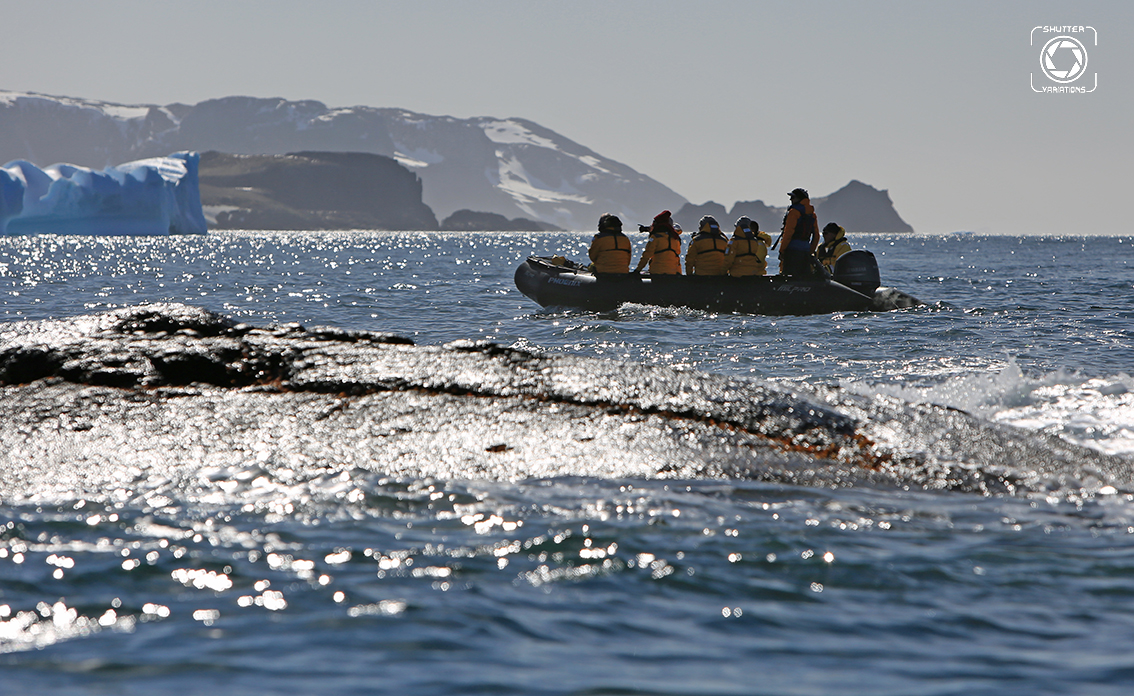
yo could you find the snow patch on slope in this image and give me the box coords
[392,143,444,169]
[481,120,560,150]
[577,155,612,175]
[493,153,590,207]
[0,91,149,121]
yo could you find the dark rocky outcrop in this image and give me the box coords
[198,151,439,230]
[441,209,562,231]
[726,199,788,236]
[669,201,729,233]
[0,304,1128,502]
[812,180,913,234]
[675,180,913,236]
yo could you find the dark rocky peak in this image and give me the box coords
[441,209,562,231]
[678,181,913,236]
[812,180,913,233]
[672,201,729,233]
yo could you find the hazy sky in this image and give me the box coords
[3,0,1131,233]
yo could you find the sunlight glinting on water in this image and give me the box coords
[3,232,1134,690]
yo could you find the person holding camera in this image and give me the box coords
[634,210,682,275]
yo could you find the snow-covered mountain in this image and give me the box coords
[0,91,686,230]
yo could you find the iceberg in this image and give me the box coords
[0,151,207,236]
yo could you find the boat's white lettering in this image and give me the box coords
[775,285,813,294]
[549,277,581,287]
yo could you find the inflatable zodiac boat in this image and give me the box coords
[514,250,920,315]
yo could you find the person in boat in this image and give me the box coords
[686,215,729,276]
[726,216,772,277]
[778,188,821,276]
[633,210,683,275]
[588,213,632,274]
[817,222,851,272]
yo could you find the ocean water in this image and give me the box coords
[1,231,1133,694]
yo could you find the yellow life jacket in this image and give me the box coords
[818,227,851,271]
[638,232,682,274]
[726,232,770,277]
[686,233,729,276]
[588,230,632,273]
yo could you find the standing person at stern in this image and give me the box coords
[779,188,820,276]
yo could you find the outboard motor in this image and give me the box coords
[833,250,881,295]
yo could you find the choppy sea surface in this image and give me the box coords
[1,231,1133,695]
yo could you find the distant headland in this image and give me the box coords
[674,180,912,235]
[1,90,912,233]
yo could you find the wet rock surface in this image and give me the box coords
[0,304,1129,503]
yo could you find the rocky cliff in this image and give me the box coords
[197,151,438,230]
